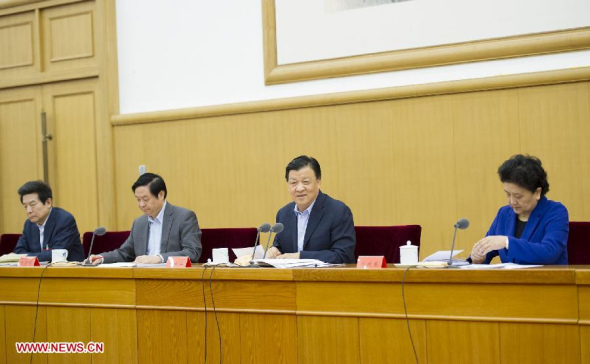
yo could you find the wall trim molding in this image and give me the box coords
[111,66,590,126]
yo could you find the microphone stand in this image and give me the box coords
[448,224,459,267]
[82,232,99,266]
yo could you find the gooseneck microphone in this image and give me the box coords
[83,226,106,266]
[448,218,469,266]
[262,223,284,259]
[251,223,271,259]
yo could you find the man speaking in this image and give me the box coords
[265,155,356,264]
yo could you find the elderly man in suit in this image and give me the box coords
[266,155,356,264]
[14,180,85,262]
[87,173,202,264]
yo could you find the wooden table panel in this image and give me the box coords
[359,318,427,364]
[581,326,590,364]
[46,307,91,364]
[137,310,188,364]
[500,323,580,364]
[5,305,47,364]
[298,316,360,364]
[427,320,500,364]
[90,308,137,364]
[297,281,578,322]
[137,279,296,312]
[0,277,135,307]
[0,306,5,364]
[186,312,241,364]
[239,313,298,364]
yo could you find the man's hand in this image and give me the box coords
[134,255,163,264]
[277,252,300,259]
[265,247,281,259]
[84,255,103,265]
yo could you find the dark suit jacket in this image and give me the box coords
[14,207,84,262]
[273,191,356,264]
[101,202,202,263]
[483,196,569,264]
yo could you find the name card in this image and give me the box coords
[18,256,40,267]
[356,256,386,269]
[166,256,191,268]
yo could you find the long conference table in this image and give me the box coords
[0,265,589,364]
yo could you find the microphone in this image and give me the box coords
[250,223,271,262]
[262,223,284,259]
[83,226,107,266]
[448,218,469,267]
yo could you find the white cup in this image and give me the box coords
[212,248,229,264]
[400,241,418,265]
[52,249,68,263]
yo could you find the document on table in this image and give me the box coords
[232,245,264,259]
[421,250,469,266]
[250,259,338,268]
[459,263,543,269]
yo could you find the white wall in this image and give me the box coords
[116,0,590,115]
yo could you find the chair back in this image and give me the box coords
[568,222,590,264]
[199,228,258,263]
[0,234,21,256]
[354,225,422,263]
[82,231,130,258]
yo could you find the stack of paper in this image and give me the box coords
[250,259,334,268]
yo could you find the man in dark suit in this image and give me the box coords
[14,181,85,262]
[87,173,202,264]
[266,156,356,264]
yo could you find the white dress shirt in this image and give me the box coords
[293,199,316,252]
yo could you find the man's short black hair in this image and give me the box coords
[498,154,550,196]
[285,155,322,181]
[132,172,167,198]
[18,180,53,204]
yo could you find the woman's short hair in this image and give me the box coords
[498,154,549,196]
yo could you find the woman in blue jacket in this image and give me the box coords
[470,155,569,265]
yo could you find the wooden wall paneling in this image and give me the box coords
[42,79,99,234]
[111,124,144,230]
[452,89,521,256]
[186,312,241,364]
[334,102,398,225]
[90,308,137,364]
[5,305,48,364]
[40,1,96,73]
[359,318,427,364]
[426,320,500,364]
[0,10,36,79]
[390,95,457,258]
[238,313,298,364]
[46,306,91,363]
[137,309,188,364]
[0,86,43,233]
[297,316,360,364]
[499,323,580,364]
[518,82,590,221]
[279,106,341,195]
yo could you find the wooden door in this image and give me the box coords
[42,79,100,234]
[0,86,43,234]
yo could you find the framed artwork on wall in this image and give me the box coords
[262,0,590,85]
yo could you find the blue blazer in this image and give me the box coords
[483,196,569,265]
[14,207,84,262]
[273,191,356,264]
